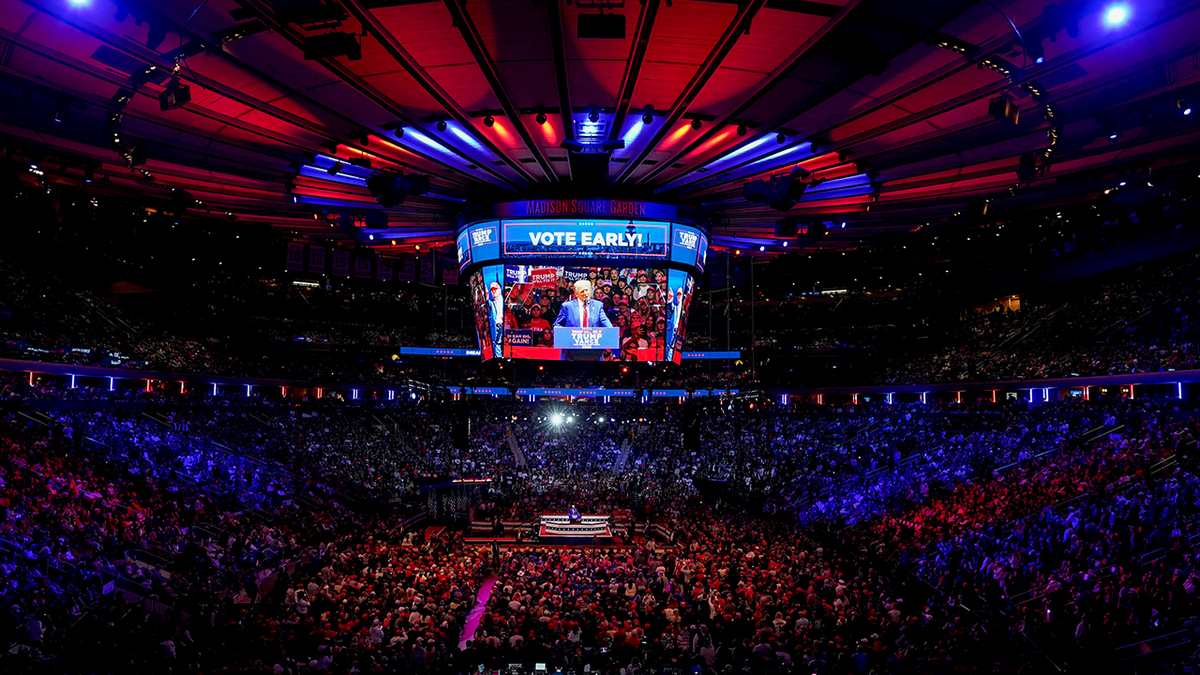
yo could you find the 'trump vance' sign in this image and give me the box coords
[503,220,668,258]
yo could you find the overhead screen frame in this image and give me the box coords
[455,201,709,279]
[458,201,708,364]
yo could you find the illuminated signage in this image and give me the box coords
[503,220,669,258]
[526,200,648,217]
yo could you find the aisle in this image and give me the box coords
[457,573,497,650]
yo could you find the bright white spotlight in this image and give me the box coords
[1104,4,1129,26]
[598,416,605,423]
[550,413,563,425]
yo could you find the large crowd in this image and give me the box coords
[1,375,1198,674]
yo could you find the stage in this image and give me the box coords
[537,513,613,545]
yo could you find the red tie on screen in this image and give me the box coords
[582,303,589,327]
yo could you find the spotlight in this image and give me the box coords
[550,413,563,425]
[782,241,788,247]
[328,161,344,176]
[83,164,95,182]
[736,125,746,137]
[1103,4,1129,26]
[642,106,654,125]
[776,132,786,144]
[759,245,765,252]
[484,115,495,128]
[368,234,374,240]
[394,126,404,139]
[840,221,847,228]
[437,120,447,132]
[53,99,70,123]
[535,107,547,125]
[1104,121,1119,141]
[691,119,702,131]
[587,109,600,123]
[1179,99,1192,116]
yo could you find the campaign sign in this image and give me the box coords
[503,220,668,258]
[554,327,620,350]
[670,223,708,272]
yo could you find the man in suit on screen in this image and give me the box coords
[554,279,613,361]
[554,279,613,329]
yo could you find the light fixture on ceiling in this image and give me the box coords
[1179,98,1192,116]
[776,132,786,144]
[535,107,547,125]
[484,115,495,128]
[691,119,702,131]
[736,125,747,137]
[328,162,344,176]
[436,120,447,132]
[641,105,654,125]
[1103,4,1129,26]
[587,109,600,123]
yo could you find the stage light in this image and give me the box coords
[598,416,605,423]
[840,221,847,228]
[1104,4,1129,26]
[550,413,563,425]
[53,99,69,122]
[782,241,788,247]
[642,106,654,125]
[394,126,405,139]
[536,108,547,125]
[484,115,495,128]
[776,132,786,144]
[368,234,374,240]
[691,119,702,131]
[587,109,600,123]
[759,245,765,251]
[437,120,447,132]
[736,125,746,137]
[1179,99,1192,116]
[328,161,344,176]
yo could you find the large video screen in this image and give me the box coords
[470,264,695,363]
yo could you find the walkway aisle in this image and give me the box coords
[457,573,497,650]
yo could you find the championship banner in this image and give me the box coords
[442,268,458,285]
[308,246,326,274]
[377,258,393,281]
[554,327,621,350]
[397,257,415,282]
[332,249,350,276]
[419,256,435,284]
[354,256,372,279]
[285,242,304,271]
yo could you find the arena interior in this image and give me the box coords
[3,0,1200,674]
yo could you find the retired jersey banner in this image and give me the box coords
[442,268,458,285]
[354,256,372,279]
[397,257,415,282]
[377,258,393,281]
[332,249,350,277]
[308,246,326,274]
[285,242,304,271]
[419,256,435,284]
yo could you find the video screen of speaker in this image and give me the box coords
[470,264,694,363]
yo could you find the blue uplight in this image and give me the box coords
[1103,4,1129,26]
[448,124,486,152]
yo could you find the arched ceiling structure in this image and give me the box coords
[3,0,1198,253]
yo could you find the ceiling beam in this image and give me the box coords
[335,0,541,188]
[543,0,574,183]
[610,0,768,188]
[608,0,661,144]
[631,0,869,187]
[232,0,525,191]
[668,0,1198,199]
[439,0,558,184]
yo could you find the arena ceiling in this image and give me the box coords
[4,0,1200,253]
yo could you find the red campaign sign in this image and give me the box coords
[530,268,558,288]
